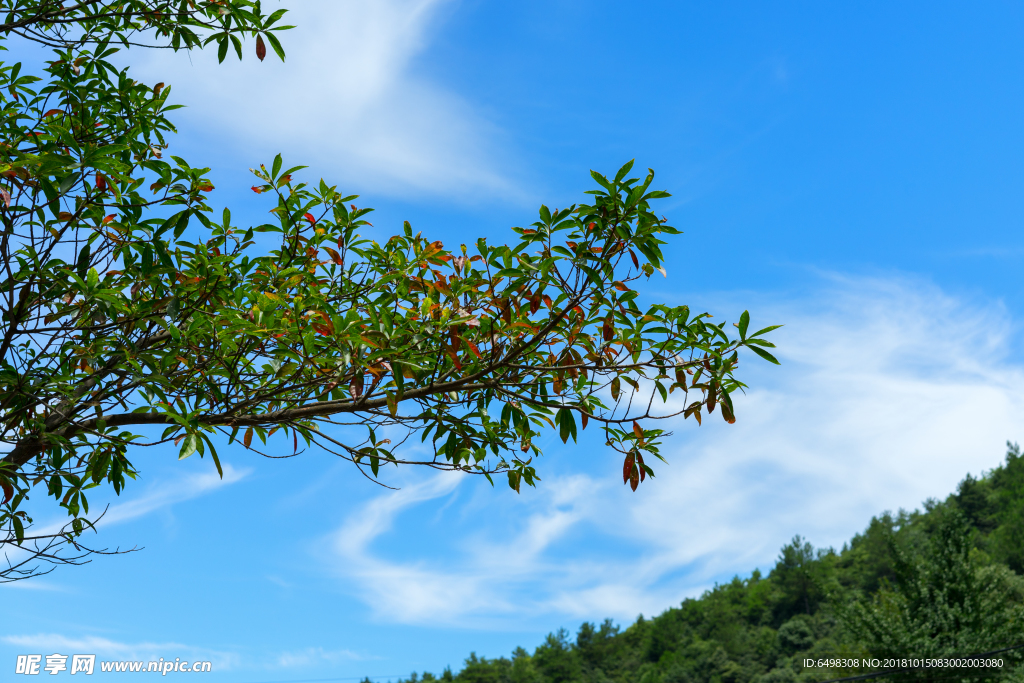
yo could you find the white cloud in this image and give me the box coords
[89,464,249,529]
[131,0,519,200]
[29,464,250,538]
[324,274,1024,626]
[275,647,370,668]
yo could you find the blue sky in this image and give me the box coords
[5,1,1024,681]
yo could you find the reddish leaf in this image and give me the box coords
[323,246,344,265]
[0,188,9,207]
[42,109,63,118]
[251,185,263,194]
[602,318,614,342]
[197,182,214,192]
[94,173,107,191]
[256,34,267,61]
[632,421,643,442]
[466,340,482,359]
[721,401,736,424]
[622,452,635,485]
[630,466,640,492]
[445,346,463,371]
[103,214,115,224]
[581,412,588,430]
[58,212,73,222]
[629,249,639,269]
[1,478,13,505]
[243,427,253,449]
[612,281,629,292]
[637,453,646,482]
[304,212,316,224]
[421,240,444,260]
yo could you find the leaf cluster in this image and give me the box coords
[0,2,779,580]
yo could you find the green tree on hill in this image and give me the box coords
[841,510,1024,682]
[392,444,1024,683]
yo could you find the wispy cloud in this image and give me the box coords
[92,464,249,529]
[275,647,372,668]
[30,464,250,538]
[131,0,519,200]
[324,274,1024,626]
[1,464,250,580]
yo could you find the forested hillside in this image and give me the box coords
[388,444,1024,683]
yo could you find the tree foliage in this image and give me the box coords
[841,510,1024,683]
[0,1,779,580]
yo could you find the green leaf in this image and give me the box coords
[747,345,781,365]
[265,31,286,61]
[230,34,243,60]
[75,243,91,279]
[557,408,577,444]
[614,159,635,182]
[738,310,750,340]
[179,434,198,460]
[386,392,398,417]
[750,324,783,337]
[58,173,79,195]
